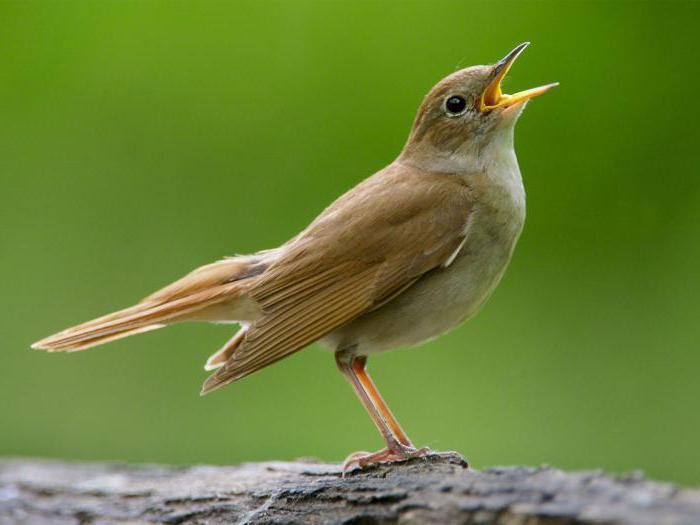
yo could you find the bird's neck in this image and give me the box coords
[398,123,519,179]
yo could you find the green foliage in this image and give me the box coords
[1,1,698,484]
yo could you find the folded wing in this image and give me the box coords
[202,166,473,394]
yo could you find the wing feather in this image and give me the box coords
[202,166,473,394]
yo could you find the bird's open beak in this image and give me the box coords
[480,42,558,112]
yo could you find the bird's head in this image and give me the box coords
[400,42,557,172]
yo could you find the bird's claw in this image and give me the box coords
[342,445,432,475]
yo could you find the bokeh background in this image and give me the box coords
[2,1,699,485]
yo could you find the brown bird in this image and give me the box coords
[33,43,557,471]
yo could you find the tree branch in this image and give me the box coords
[1,453,698,524]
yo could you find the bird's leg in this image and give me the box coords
[335,350,431,472]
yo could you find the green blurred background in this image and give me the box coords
[2,1,699,485]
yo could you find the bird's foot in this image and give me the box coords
[342,444,432,475]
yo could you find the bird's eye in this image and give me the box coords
[445,95,467,116]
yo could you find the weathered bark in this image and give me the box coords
[1,453,698,524]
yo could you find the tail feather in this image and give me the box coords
[32,282,244,352]
[31,253,275,353]
[204,325,248,371]
[41,324,167,353]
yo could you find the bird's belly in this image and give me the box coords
[321,215,522,354]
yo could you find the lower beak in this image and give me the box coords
[480,42,558,111]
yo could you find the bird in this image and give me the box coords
[32,42,557,471]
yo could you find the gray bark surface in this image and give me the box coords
[1,453,699,524]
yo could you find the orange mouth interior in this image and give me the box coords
[481,42,558,111]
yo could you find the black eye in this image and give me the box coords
[445,95,467,116]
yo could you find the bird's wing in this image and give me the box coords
[201,166,474,393]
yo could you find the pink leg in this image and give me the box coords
[335,351,431,472]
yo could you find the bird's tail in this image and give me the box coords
[31,283,243,352]
[31,255,268,352]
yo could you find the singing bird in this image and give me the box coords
[33,43,557,471]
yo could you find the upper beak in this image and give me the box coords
[480,42,558,111]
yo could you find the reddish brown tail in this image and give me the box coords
[31,282,247,352]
